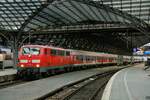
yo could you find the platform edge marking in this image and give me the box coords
[124,70,133,100]
[101,69,122,100]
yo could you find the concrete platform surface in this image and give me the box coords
[0,66,120,100]
[0,69,17,76]
[102,64,150,100]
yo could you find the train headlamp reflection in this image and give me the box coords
[21,64,24,67]
[36,64,40,68]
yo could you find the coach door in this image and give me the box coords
[51,49,57,66]
[44,48,50,66]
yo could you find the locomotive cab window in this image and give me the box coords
[22,47,40,55]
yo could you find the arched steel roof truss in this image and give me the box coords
[0,0,149,46]
[20,0,150,41]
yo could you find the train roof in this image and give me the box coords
[22,45,66,51]
[21,45,117,57]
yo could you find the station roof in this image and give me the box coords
[98,0,150,46]
[0,0,148,30]
[0,0,149,47]
[100,0,150,25]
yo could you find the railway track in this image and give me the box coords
[44,70,118,100]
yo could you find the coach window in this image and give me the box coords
[60,50,65,56]
[76,55,80,60]
[66,51,70,56]
[76,55,83,61]
[62,51,65,56]
[51,49,57,55]
[57,50,60,55]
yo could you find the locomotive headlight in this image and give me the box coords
[21,64,24,67]
[36,64,40,68]
[28,54,31,58]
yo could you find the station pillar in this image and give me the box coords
[11,37,18,69]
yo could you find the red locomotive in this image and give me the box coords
[17,45,143,78]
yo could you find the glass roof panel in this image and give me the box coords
[30,19,47,27]
[39,12,56,21]
[58,4,81,22]
[108,12,118,22]
[21,0,138,30]
[0,0,45,30]
[26,23,39,29]
[0,0,147,31]
[47,5,73,24]
[2,22,8,25]
[53,5,77,23]
[99,9,111,22]
[64,1,86,21]
[91,6,106,21]
[96,0,150,24]
[71,1,92,20]
[81,4,99,20]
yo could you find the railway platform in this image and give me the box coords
[0,69,17,82]
[0,66,121,100]
[102,64,150,100]
[0,69,17,76]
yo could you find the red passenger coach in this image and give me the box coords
[17,45,117,77]
[17,45,143,78]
